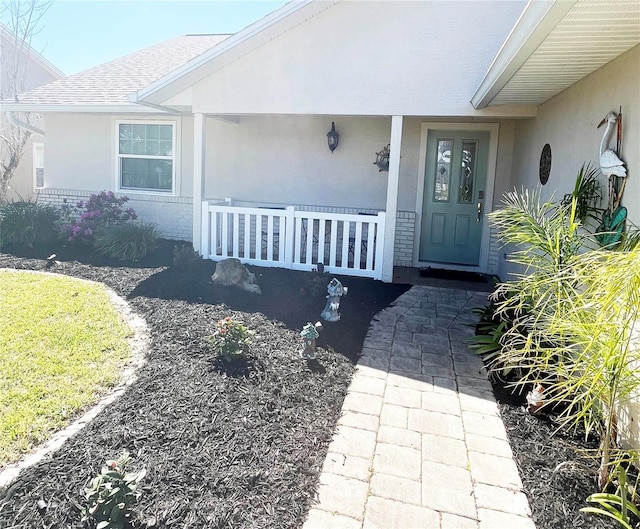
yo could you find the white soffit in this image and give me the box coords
[473,0,640,108]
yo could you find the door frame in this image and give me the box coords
[414,122,499,272]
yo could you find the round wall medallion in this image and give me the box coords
[539,143,552,185]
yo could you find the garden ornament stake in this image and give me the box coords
[300,321,323,359]
[320,278,348,322]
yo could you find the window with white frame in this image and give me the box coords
[33,143,44,189]
[117,121,175,193]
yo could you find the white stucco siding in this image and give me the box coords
[204,114,391,210]
[511,45,639,205]
[180,115,195,197]
[504,44,640,280]
[191,0,527,116]
[45,114,113,190]
[42,113,195,197]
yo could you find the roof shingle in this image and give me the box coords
[13,34,229,106]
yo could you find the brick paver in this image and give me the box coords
[303,285,535,529]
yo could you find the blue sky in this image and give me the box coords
[28,1,288,75]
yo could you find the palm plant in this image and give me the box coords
[488,189,588,361]
[561,162,603,226]
[488,188,640,488]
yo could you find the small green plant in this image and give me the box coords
[93,222,159,261]
[582,465,640,529]
[209,317,252,362]
[469,304,520,386]
[301,267,327,297]
[561,162,603,225]
[83,452,146,529]
[0,199,62,247]
[172,244,202,271]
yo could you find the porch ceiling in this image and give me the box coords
[472,0,640,109]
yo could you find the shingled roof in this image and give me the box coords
[11,34,229,109]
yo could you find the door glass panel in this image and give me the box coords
[458,141,477,203]
[433,139,452,202]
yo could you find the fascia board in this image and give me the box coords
[1,103,161,113]
[131,0,337,106]
[470,0,578,109]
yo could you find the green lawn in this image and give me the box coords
[0,270,132,467]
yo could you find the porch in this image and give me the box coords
[200,200,386,280]
[191,114,405,282]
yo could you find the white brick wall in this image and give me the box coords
[36,189,193,241]
[487,226,500,277]
[394,210,415,267]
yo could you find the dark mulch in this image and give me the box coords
[0,240,408,528]
[493,391,618,529]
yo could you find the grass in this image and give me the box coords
[0,270,132,467]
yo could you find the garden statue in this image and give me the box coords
[526,384,545,415]
[300,321,323,359]
[211,258,261,294]
[320,278,348,322]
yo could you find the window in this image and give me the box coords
[117,121,175,193]
[33,143,44,189]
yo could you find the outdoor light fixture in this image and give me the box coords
[327,122,339,152]
[374,144,390,172]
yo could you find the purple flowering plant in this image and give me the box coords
[66,191,137,244]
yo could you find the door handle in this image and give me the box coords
[476,202,483,222]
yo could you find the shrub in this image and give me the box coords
[172,244,202,271]
[209,317,252,362]
[0,199,62,247]
[82,452,146,529]
[488,188,640,488]
[93,222,160,261]
[67,191,136,244]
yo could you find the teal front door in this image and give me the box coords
[419,130,489,265]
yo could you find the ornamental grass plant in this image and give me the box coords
[486,187,640,494]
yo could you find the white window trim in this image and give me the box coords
[33,142,44,190]
[114,118,181,196]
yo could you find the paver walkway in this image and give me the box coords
[303,285,536,529]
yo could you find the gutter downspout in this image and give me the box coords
[7,111,44,136]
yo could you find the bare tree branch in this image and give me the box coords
[0,0,52,200]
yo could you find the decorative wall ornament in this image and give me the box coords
[539,144,551,185]
[374,144,390,172]
[327,122,339,153]
[595,107,628,249]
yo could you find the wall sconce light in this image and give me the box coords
[374,144,390,172]
[327,122,339,153]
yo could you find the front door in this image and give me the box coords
[419,130,489,266]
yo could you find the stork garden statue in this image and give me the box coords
[596,109,628,249]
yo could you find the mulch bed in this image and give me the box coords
[0,239,620,528]
[493,391,618,528]
[0,240,408,528]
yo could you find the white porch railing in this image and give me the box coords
[201,202,385,279]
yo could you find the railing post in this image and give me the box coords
[374,212,386,280]
[201,201,210,258]
[284,206,295,269]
